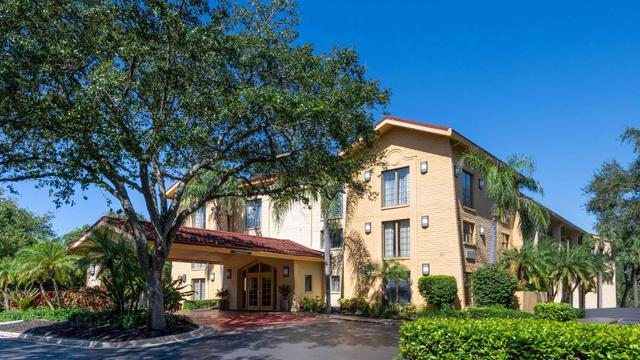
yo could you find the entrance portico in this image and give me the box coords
[71,216,325,311]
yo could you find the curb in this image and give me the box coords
[323,314,404,326]
[0,326,216,349]
[0,320,24,326]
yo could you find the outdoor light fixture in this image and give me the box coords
[226,269,232,279]
[179,274,187,283]
[479,178,485,190]
[88,264,96,276]
[283,266,290,277]
[210,272,216,282]
[454,165,461,177]
[420,160,429,174]
[422,263,430,276]
[421,215,429,229]
[480,225,485,237]
[363,170,372,182]
[364,222,372,234]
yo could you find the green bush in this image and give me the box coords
[0,308,88,322]
[338,297,370,315]
[182,299,218,311]
[534,303,578,322]
[417,275,457,309]
[399,318,640,359]
[299,297,325,313]
[465,306,532,319]
[69,310,194,329]
[471,265,517,307]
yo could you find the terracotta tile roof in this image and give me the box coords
[95,216,323,259]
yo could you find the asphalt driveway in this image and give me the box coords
[0,319,400,360]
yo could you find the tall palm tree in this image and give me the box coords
[0,257,15,311]
[17,241,79,308]
[458,149,550,263]
[499,242,547,290]
[374,259,410,304]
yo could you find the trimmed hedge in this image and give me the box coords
[465,306,532,319]
[182,299,218,311]
[69,310,194,329]
[534,302,578,322]
[0,308,89,322]
[471,265,517,307]
[400,318,640,359]
[418,275,457,309]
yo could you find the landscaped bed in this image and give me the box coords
[0,310,198,342]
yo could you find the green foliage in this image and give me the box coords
[338,297,371,315]
[533,303,578,322]
[464,306,532,319]
[0,195,54,258]
[299,297,325,313]
[499,242,548,290]
[417,275,457,310]
[6,288,39,310]
[69,310,194,330]
[399,318,640,360]
[182,299,218,311]
[0,308,88,322]
[163,279,193,313]
[471,265,517,307]
[369,259,411,304]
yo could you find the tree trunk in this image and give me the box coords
[489,219,497,264]
[323,217,331,313]
[2,285,9,311]
[597,273,603,309]
[51,276,61,308]
[621,281,631,307]
[38,282,54,310]
[395,284,399,304]
[633,267,638,308]
[533,231,540,247]
[145,263,166,330]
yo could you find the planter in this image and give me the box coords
[514,291,547,313]
[218,299,229,311]
[279,298,290,312]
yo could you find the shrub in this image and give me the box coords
[465,306,532,319]
[338,297,370,315]
[471,265,517,307]
[299,297,324,313]
[182,299,218,311]
[0,308,88,322]
[534,303,578,322]
[399,318,640,359]
[418,275,457,309]
[69,310,194,329]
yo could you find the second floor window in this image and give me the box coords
[501,233,510,249]
[321,228,344,249]
[462,170,473,208]
[383,167,410,207]
[383,220,410,258]
[463,221,475,244]
[191,263,206,270]
[322,192,344,219]
[194,207,206,228]
[245,199,262,229]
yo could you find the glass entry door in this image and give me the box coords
[245,263,274,311]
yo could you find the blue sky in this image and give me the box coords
[8,0,640,236]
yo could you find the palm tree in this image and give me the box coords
[372,259,410,304]
[458,149,550,263]
[0,257,15,311]
[499,242,547,290]
[17,241,79,308]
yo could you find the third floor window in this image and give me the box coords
[462,170,473,208]
[245,199,262,229]
[383,167,410,207]
[383,220,410,258]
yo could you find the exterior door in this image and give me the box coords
[245,263,274,311]
[260,275,273,309]
[247,275,260,310]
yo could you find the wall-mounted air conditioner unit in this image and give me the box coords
[466,249,476,260]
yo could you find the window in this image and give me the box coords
[331,276,340,293]
[463,222,475,244]
[385,272,411,304]
[245,199,262,229]
[462,170,473,208]
[192,278,205,301]
[323,192,344,219]
[304,275,312,292]
[383,220,410,258]
[191,263,206,270]
[194,207,206,228]
[321,228,344,249]
[383,167,410,207]
[501,233,510,249]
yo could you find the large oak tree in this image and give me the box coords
[0,0,388,329]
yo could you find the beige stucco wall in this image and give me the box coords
[171,262,222,300]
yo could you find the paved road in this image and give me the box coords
[585,307,640,324]
[0,319,399,360]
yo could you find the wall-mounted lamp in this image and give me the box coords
[283,266,290,278]
[226,269,232,279]
[479,178,485,190]
[363,170,372,182]
[421,215,430,229]
[479,225,485,237]
[179,274,187,283]
[454,165,461,177]
[422,263,430,276]
[364,222,372,234]
[210,272,216,282]
[420,160,429,174]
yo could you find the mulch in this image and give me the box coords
[0,320,198,342]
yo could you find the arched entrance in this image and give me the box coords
[244,262,275,311]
